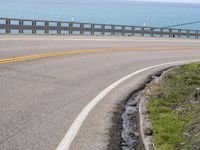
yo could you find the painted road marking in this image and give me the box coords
[56,59,200,150]
[0,46,200,64]
[0,50,96,64]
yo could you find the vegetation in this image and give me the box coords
[147,63,200,150]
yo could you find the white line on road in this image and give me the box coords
[56,59,200,150]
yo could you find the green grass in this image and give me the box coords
[147,63,200,150]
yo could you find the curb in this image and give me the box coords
[138,68,176,150]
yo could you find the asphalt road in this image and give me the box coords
[0,35,200,150]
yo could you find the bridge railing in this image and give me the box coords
[0,17,199,39]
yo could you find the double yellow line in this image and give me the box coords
[0,50,96,64]
[0,46,199,64]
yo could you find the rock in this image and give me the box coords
[145,88,152,96]
[151,75,159,80]
[144,127,153,136]
[128,100,137,107]
[194,87,200,99]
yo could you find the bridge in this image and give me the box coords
[0,18,200,150]
[0,17,200,38]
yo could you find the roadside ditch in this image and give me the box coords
[107,69,169,150]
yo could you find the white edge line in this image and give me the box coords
[56,59,200,150]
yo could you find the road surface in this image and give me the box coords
[0,35,200,150]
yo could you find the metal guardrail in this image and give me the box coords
[0,17,200,39]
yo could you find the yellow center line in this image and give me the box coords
[0,50,96,64]
[0,46,200,64]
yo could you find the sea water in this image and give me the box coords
[1,0,200,30]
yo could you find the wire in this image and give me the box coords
[163,20,200,28]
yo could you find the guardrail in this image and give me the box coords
[0,17,199,39]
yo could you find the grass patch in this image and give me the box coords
[147,63,200,150]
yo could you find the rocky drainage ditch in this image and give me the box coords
[121,74,162,150]
[107,69,169,150]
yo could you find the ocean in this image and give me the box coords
[1,0,200,30]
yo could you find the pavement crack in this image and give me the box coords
[0,87,102,145]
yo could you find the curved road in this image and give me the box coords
[0,35,200,150]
